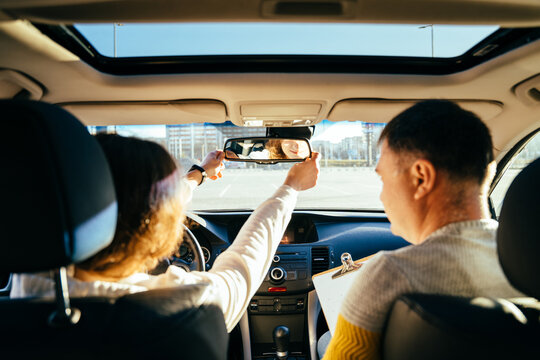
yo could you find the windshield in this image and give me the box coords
[88,121,385,211]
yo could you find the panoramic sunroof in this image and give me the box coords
[74,23,498,58]
[37,23,538,75]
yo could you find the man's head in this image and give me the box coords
[376,100,494,242]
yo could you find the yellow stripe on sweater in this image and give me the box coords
[323,314,381,360]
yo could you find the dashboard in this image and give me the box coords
[183,210,408,359]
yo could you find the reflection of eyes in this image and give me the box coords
[282,141,299,149]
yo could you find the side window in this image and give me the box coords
[491,131,540,217]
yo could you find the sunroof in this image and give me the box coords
[74,23,498,58]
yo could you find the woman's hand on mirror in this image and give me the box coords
[201,150,225,180]
[284,152,320,191]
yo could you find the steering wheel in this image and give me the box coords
[150,224,205,275]
[175,224,206,272]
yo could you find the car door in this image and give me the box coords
[490,129,540,217]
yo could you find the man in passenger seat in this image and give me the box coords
[322,100,523,359]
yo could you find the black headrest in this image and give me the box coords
[383,294,540,360]
[0,100,117,273]
[0,284,228,359]
[497,157,540,299]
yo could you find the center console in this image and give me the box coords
[248,245,327,360]
[227,215,332,359]
[249,247,311,359]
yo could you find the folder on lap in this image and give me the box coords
[312,254,374,335]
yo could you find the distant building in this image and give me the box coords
[311,121,385,166]
[88,125,117,135]
[166,122,265,161]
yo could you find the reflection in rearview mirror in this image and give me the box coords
[224,137,312,162]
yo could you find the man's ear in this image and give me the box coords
[410,159,436,200]
[480,160,497,196]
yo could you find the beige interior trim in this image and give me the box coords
[0,20,79,61]
[0,18,537,159]
[2,0,540,26]
[0,69,43,99]
[61,100,228,125]
[328,98,504,123]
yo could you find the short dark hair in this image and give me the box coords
[379,100,494,184]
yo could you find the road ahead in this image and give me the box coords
[189,167,383,211]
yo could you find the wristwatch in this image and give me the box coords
[189,164,207,186]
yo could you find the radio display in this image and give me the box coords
[230,215,317,244]
[279,216,317,244]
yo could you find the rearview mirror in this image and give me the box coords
[224,137,312,163]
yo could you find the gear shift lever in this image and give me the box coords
[273,325,290,360]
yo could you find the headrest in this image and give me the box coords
[0,100,117,273]
[383,294,540,359]
[497,157,540,298]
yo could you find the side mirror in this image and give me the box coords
[224,137,312,163]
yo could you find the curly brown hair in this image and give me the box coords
[265,139,287,159]
[75,134,185,280]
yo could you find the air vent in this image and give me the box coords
[514,73,540,106]
[311,247,330,275]
[528,88,540,102]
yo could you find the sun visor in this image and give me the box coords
[61,100,227,125]
[327,99,503,123]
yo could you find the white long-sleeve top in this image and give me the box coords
[11,184,298,332]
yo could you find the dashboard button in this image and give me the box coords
[288,271,297,280]
[273,255,280,263]
[270,267,286,282]
[298,270,307,280]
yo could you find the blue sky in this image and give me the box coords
[75,23,498,58]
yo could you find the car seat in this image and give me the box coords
[0,100,228,359]
[381,157,540,359]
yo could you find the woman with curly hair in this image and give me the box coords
[12,133,320,332]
